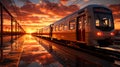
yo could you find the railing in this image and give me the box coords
[0,1,25,61]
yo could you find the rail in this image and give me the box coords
[36,36,120,66]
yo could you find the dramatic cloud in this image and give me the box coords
[1,0,120,33]
[12,0,78,33]
[109,4,120,29]
[109,4,120,19]
[20,2,78,20]
[60,0,68,5]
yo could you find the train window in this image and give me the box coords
[62,24,64,31]
[94,12,114,31]
[59,25,61,31]
[84,16,87,24]
[109,19,112,27]
[55,26,57,31]
[78,17,82,29]
[53,26,54,32]
[59,25,63,31]
[96,19,100,26]
[55,26,58,31]
[78,16,86,29]
[54,26,56,31]
[63,25,65,30]
[63,24,68,30]
[69,19,76,30]
[58,25,60,31]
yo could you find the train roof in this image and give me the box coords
[52,4,110,25]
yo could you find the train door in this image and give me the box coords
[77,15,86,42]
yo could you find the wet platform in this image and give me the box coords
[0,35,24,67]
[1,34,120,67]
[0,35,62,67]
[18,35,62,67]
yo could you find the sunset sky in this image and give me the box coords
[1,0,120,33]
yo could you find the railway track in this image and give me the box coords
[36,36,120,66]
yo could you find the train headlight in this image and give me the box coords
[97,32,102,36]
[110,32,114,36]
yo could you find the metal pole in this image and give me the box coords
[18,24,20,35]
[0,2,3,61]
[17,23,19,38]
[15,22,17,39]
[11,18,13,50]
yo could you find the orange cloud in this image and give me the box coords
[16,1,79,33]
[1,0,78,33]
[109,4,120,29]
[60,0,68,5]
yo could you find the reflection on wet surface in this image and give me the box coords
[19,34,63,67]
[0,35,25,67]
[2,35,24,55]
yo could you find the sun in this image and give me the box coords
[26,29,35,34]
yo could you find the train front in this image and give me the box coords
[91,7,114,46]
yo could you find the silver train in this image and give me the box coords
[38,4,115,46]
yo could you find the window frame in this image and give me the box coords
[69,19,76,30]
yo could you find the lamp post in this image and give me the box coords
[0,2,3,61]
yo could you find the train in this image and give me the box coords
[38,4,115,46]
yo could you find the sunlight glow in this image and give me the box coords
[26,28,35,33]
[2,0,120,33]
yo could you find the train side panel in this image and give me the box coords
[52,30,76,41]
[52,14,78,42]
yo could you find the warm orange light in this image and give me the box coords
[97,32,102,36]
[110,32,114,36]
[26,29,35,33]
